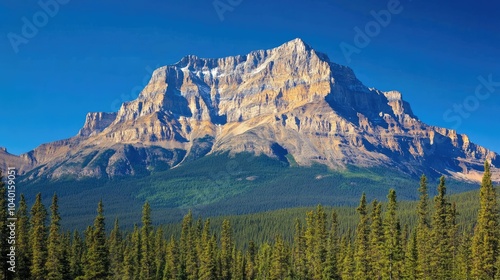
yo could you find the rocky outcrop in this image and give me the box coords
[2,38,499,182]
[78,112,117,137]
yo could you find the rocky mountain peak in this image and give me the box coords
[2,39,498,182]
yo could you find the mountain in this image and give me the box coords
[3,38,499,183]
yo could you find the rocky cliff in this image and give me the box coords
[2,39,499,182]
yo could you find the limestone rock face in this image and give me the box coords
[2,38,499,182]
[78,112,117,137]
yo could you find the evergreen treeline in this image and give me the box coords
[0,161,499,279]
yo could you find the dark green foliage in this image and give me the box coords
[8,160,500,280]
[19,152,479,231]
[46,194,64,279]
[16,194,31,280]
[472,161,500,279]
[84,200,109,279]
[30,193,48,280]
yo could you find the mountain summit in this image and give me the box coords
[3,39,499,182]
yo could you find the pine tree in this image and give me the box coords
[154,228,166,280]
[79,226,93,280]
[448,202,459,277]
[314,205,328,279]
[30,193,48,280]
[70,230,84,279]
[304,205,328,280]
[60,232,72,280]
[368,200,384,280]
[109,218,124,279]
[304,209,316,278]
[200,219,217,280]
[472,161,500,279]
[323,211,340,280]
[256,243,272,280]
[221,219,233,280]
[46,194,64,280]
[186,222,199,280]
[84,200,109,279]
[270,235,290,280]
[354,193,370,280]
[233,249,246,280]
[381,189,403,279]
[15,194,31,280]
[341,239,355,280]
[245,240,257,280]
[415,175,431,280]
[292,219,308,279]
[164,235,180,280]
[140,202,155,280]
[180,211,194,280]
[429,176,454,279]
[123,224,140,280]
[456,232,472,280]
[403,231,418,280]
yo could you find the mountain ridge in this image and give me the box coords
[2,38,499,183]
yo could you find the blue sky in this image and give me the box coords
[1,0,499,155]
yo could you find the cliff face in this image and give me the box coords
[3,39,499,181]
[78,112,118,137]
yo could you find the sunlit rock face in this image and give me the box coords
[4,39,499,181]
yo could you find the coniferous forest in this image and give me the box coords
[1,162,499,279]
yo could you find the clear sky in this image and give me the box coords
[1,0,499,155]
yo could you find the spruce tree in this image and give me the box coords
[416,175,431,279]
[140,202,155,280]
[30,193,48,280]
[256,243,272,280]
[70,230,84,279]
[292,219,307,279]
[123,224,140,280]
[354,193,370,280]
[154,228,166,280]
[164,235,180,280]
[186,221,199,280]
[46,193,64,280]
[16,194,31,280]
[314,205,328,279]
[368,200,384,280]
[323,211,340,280]
[109,218,124,279]
[304,210,316,278]
[245,240,257,280]
[84,200,109,279]
[60,232,72,280]
[221,219,234,280]
[270,235,290,280]
[429,176,453,279]
[200,220,217,280]
[381,189,403,279]
[456,232,472,280]
[341,240,355,280]
[403,231,418,280]
[472,161,500,279]
[180,211,193,280]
